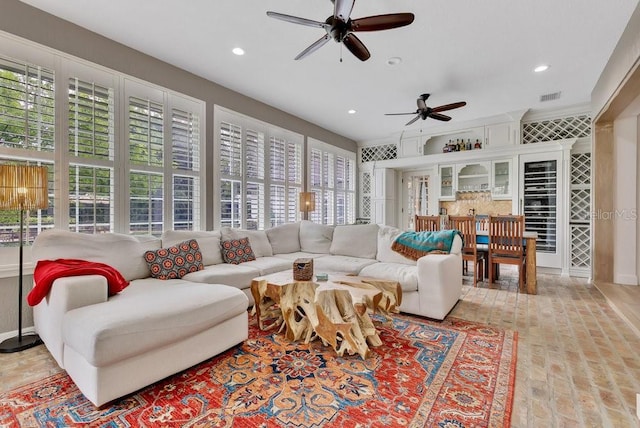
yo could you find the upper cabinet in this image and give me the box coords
[491,159,512,199]
[398,136,423,158]
[484,122,519,148]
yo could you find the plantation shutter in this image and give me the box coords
[171,107,200,230]
[128,96,164,234]
[68,77,115,233]
[219,120,242,228]
[0,57,55,152]
[246,128,265,230]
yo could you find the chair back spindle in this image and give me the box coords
[415,215,440,232]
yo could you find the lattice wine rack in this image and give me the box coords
[569,152,591,273]
[360,144,397,163]
[359,171,371,221]
[522,115,591,144]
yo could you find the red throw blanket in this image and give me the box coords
[28,259,129,306]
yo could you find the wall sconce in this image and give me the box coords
[299,192,315,220]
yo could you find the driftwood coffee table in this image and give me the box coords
[250,271,402,359]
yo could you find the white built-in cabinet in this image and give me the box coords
[398,136,423,158]
[437,159,514,201]
[371,168,396,226]
[484,122,518,148]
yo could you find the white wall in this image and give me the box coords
[613,93,640,285]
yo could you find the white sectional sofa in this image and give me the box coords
[31,221,462,406]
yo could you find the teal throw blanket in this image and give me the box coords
[391,230,462,261]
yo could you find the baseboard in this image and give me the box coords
[613,274,638,285]
[0,327,36,343]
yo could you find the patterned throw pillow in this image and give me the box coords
[144,239,204,280]
[221,237,256,264]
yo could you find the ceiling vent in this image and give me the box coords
[540,91,561,102]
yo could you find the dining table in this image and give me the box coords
[475,230,539,295]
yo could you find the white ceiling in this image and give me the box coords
[20,0,639,143]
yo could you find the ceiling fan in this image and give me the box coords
[386,94,467,126]
[266,0,414,62]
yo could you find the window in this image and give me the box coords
[0,57,55,244]
[308,138,356,225]
[0,35,205,255]
[215,106,303,230]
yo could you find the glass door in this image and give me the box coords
[519,152,563,268]
[402,169,435,230]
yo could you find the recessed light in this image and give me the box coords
[387,57,402,66]
[348,109,357,115]
[534,64,549,73]
[232,47,245,56]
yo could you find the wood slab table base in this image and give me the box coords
[250,273,402,359]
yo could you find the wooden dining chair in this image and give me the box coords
[449,215,484,287]
[414,215,441,232]
[488,215,526,291]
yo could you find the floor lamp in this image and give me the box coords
[299,191,315,221]
[0,164,48,353]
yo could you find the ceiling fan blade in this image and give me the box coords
[405,115,421,126]
[385,112,417,116]
[431,101,467,113]
[350,13,415,32]
[428,112,452,121]
[333,0,355,22]
[266,11,328,29]
[342,33,371,61]
[294,34,331,60]
[417,98,427,111]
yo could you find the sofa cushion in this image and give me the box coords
[62,280,248,367]
[377,225,415,266]
[330,224,379,259]
[359,262,418,292]
[182,263,261,290]
[272,251,329,261]
[161,230,222,266]
[313,255,377,275]
[266,222,301,254]
[299,220,334,253]
[241,256,292,276]
[32,229,161,281]
[144,240,204,279]
[221,237,256,264]
[221,227,273,257]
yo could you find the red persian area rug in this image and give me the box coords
[0,314,517,427]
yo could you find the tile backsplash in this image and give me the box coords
[440,191,513,216]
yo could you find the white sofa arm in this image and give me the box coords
[415,252,463,320]
[33,275,108,368]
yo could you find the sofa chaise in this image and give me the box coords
[31,221,462,406]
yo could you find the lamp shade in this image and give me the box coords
[299,192,315,213]
[0,165,49,211]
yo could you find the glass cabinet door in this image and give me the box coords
[491,160,512,199]
[439,165,455,200]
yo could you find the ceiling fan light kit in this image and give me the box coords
[266,0,414,62]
